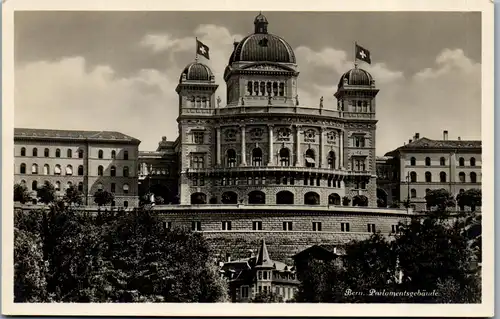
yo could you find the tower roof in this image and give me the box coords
[255,238,274,268]
[179,61,214,82]
[338,67,374,88]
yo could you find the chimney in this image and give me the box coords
[458,136,461,141]
[443,130,448,141]
[415,133,420,139]
[408,139,412,144]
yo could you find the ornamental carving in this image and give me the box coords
[304,129,316,142]
[224,128,237,142]
[249,128,264,140]
[277,127,291,141]
[327,131,337,144]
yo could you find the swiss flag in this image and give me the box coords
[196,39,210,60]
[355,43,371,64]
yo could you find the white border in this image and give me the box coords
[2,0,494,316]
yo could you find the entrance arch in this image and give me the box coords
[248,191,266,204]
[304,192,320,205]
[190,192,207,204]
[221,191,238,204]
[276,191,294,205]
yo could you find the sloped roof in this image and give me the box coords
[14,128,140,144]
[255,238,274,268]
[385,137,481,156]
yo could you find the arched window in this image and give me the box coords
[78,149,84,158]
[97,183,103,191]
[459,172,466,183]
[44,148,50,157]
[123,184,129,194]
[304,192,320,205]
[67,149,72,158]
[440,172,447,183]
[440,157,446,166]
[305,149,316,168]
[410,189,417,198]
[98,165,104,176]
[252,148,263,166]
[425,172,432,182]
[66,165,73,176]
[191,192,207,204]
[78,165,84,176]
[459,157,465,166]
[328,151,336,169]
[276,191,294,205]
[123,166,129,177]
[410,172,417,183]
[221,191,238,204]
[31,164,38,174]
[67,181,72,189]
[32,148,38,157]
[124,151,129,160]
[470,172,477,183]
[328,193,341,205]
[77,182,83,192]
[425,157,431,166]
[55,149,61,158]
[248,191,266,204]
[55,181,60,191]
[111,150,116,159]
[226,149,237,167]
[54,165,61,175]
[410,157,416,166]
[98,150,103,159]
[43,164,50,175]
[31,180,38,191]
[20,147,26,156]
[20,163,26,174]
[110,166,116,177]
[470,157,476,167]
[247,81,253,95]
[279,148,290,166]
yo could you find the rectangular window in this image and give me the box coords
[253,221,263,231]
[290,177,295,185]
[367,223,376,233]
[316,178,320,186]
[111,183,116,193]
[312,222,322,231]
[222,221,232,231]
[192,221,202,231]
[341,222,350,232]
[283,221,293,231]
[241,286,249,299]
[391,225,398,233]
[162,222,172,230]
[193,132,204,144]
[193,178,198,186]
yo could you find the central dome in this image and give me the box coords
[229,13,296,64]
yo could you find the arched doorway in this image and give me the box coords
[221,191,238,204]
[304,192,320,205]
[190,192,207,204]
[276,191,294,205]
[328,193,341,205]
[248,191,266,204]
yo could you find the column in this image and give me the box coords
[240,124,247,166]
[295,125,302,166]
[216,126,221,165]
[267,124,274,166]
[339,130,344,169]
[319,127,324,168]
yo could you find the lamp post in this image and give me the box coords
[406,171,410,214]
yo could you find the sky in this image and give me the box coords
[14,11,482,155]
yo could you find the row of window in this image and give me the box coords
[246,80,286,97]
[410,156,477,167]
[22,179,131,194]
[19,163,131,177]
[410,188,469,199]
[240,285,296,300]
[19,147,129,160]
[408,171,478,183]
[201,175,347,189]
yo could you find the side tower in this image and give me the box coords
[176,62,218,204]
[334,66,379,206]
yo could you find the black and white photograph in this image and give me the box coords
[3,0,494,317]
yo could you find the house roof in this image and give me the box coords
[14,128,141,145]
[385,137,481,156]
[255,239,274,268]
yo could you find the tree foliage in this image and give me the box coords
[36,181,56,205]
[424,188,456,212]
[251,291,284,303]
[352,195,369,207]
[457,189,482,211]
[93,190,114,207]
[63,185,84,206]
[14,183,31,204]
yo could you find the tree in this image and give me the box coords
[352,195,369,207]
[14,183,31,204]
[457,189,482,211]
[424,188,456,213]
[36,181,56,205]
[63,185,83,206]
[154,196,165,205]
[93,190,114,207]
[251,291,284,303]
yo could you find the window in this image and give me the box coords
[32,148,38,157]
[124,201,129,208]
[66,165,73,176]
[252,148,263,166]
[124,151,129,160]
[31,164,38,174]
[31,180,38,191]
[470,172,477,183]
[55,181,60,191]
[123,166,129,177]
[54,165,61,175]
[111,150,116,159]
[110,166,116,177]
[192,221,202,231]
[78,182,83,192]
[193,132,204,144]
[425,172,432,182]
[459,172,466,183]
[305,149,315,168]
[97,183,103,191]
[241,286,249,299]
[391,225,398,233]
[78,165,84,176]
[98,150,103,159]
[55,149,61,158]
[44,148,50,157]
[279,148,290,166]
[110,183,116,193]
[353,135,366,147]
[20,147,26,157]
[470,157,476,167]
[98,165,104,176]
[341,222,350,232]
[222,221,232,231]
[43,164,50,175]
[78,149,84,158]
[252,221,263,230]
[312,222,322,231]
[263,271,268,280]
[192,154,205,169]
[410,172,417,183]
[328,151,336,169]
[410,188,417,198]
[353,158,366,171]
[440,157,446,166]
[226,149,237,167]
[367,223,376,233]
[459,157,465,166]
[410,157,416,166]
[440,172,447,183]
[67,149,72,158]
[283,221,293,231]
[425,157,431,166]
[123,184,129,194]
[20,163,26,174]
[111,201,115,207]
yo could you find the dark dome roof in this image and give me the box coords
[179,62,213,82]
[338,67,374,88]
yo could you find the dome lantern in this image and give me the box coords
[254,12,269,34]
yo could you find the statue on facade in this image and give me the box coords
[320,96,324,109]
[217,96,221,107]
[268,95,272,106]
[295,95,299,106]
[241,97,245,106]
[284,96,287,103]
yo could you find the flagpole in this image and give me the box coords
[195,37,199,62]
[354,41,358,68]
